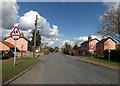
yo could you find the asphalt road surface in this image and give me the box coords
[10,53,118,84]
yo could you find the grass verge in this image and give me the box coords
[87,57,120,66]
[2,57,40,83]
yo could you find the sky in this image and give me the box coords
[1,0,118,48]
[18,2,107,40]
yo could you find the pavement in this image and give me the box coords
[10,52,118,84]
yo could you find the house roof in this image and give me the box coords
[81,38,99,45]
[97,37,117,44]
[19,37,31,43]
[1,41,19,50]
[2,41,15,48]
[4,36,31,43]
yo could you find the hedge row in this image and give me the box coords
[104,50,120,62]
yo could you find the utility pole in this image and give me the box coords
[117,6,120,44]
[33,15,38,59]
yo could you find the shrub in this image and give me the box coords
[104,50,120,62]
[85,52,91,56]
[63,48,70,55]
[49,48,54,53]
[44,51,49,55]
[2,55,9,59]
[56,50,58,52]
[71,53,74,56]
[8,51,14,58]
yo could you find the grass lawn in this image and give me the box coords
[87,57,120,66]
[2,57,40,83]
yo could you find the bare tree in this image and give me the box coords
[98,2,120,43]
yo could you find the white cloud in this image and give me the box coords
[99,1,120,21]
[102,0,118,2]
[1,0,18,29]
[63,40,75,47]
[41,36,61,48]
[74,35,103,42]
[104,1,119,10]
[18,10,61,38]
[0,0,64,48]
[41,35,74,48]
[74,36,88,42]
[50,25,60,37]
[18,10,64,48]
[0,0,19,40]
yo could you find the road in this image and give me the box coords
[10,53,118,84]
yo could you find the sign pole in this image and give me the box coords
[108,50,110,61]
[10,26,21,66]
[14,39,17,66]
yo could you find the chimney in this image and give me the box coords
[27,36,30,40]
[20,32,24,37]
[88,35,92,41]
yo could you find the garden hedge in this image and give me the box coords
[104,50,120,62]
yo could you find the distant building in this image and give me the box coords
[40,47,50,52]
[69,50,78,56]
[79,35,99,55]
[96,37,116,55]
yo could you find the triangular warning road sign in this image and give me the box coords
[10,26,21,36]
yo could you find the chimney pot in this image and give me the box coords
[20,32,24,37]
[88,35,92,41]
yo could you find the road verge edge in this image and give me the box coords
[2,61,40,86]
[76,58,119,71]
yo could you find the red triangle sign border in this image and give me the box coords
[10,26,21,36]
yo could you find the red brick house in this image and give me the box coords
[96,37,116,55]
[4,36,31,52]
[79,35,99,55]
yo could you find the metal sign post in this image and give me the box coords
[10,26,21,66]
[14,39,17,66]
[13,36,19,66]
[108,50,110,61]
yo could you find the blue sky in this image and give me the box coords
[17,2,108,42]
